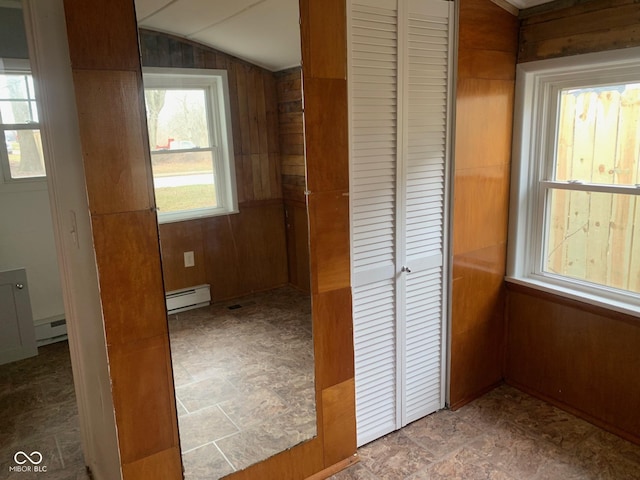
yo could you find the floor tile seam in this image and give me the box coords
[216,403,243,434]
[213,440,237,472]
[53,433,66,468]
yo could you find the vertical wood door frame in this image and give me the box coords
[40,0,360,478]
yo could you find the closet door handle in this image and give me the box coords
[401,266,411,273]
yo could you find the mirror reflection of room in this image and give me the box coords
[135,1,314,477]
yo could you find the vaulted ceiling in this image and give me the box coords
[135,0,555,72]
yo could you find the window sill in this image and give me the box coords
[157,207,239,225]
[505,276,640,320]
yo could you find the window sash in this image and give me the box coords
[508,47,640,316]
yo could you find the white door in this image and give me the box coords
[349,0,453,446]
[0,268,37,365]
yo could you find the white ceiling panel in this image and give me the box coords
[138,0,263,37]
[192,0,301,71]
[135,0,173,21]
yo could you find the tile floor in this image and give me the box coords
[0,341,89,480]
[331,385,640,480]
[3,302,640,480]
[168,286,316,479]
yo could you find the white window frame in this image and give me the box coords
[142,67,238,224]
[507,46,640,318]
[0,57,46,185]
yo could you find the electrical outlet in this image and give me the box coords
[184,251,195,268]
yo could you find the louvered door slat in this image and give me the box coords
[351,0,452,446]
[401,0,452,426]
[351,0,399,447]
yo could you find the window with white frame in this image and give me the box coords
[142,67,238,223]
[508,47,640,316]
[0,60,46,182]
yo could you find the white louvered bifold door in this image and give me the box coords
[401,0,453,426]
[349,0,453,446]
[350,0,400,446]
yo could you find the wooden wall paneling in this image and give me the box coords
[321,379,357,466]
[505,285,640,444]
[284,200,311,292]
[303,77,349,193]
[304,0,347,79]
[157,220,207,292]
[108,334,179,464]
[518,0,640,62]
[308,191,350,294]
[121,447,183,480]
[63,0,139,71]
[449,0,519,409]
[313,287,354,389]
[63,0,182,475]
[200,203,288,302]
[72,69,154,215]
[92,211,168,345]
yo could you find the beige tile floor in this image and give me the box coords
[332,385,640,480]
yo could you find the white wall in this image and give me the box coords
[0,181,64,322]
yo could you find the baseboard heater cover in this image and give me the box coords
[166,284,211,314]
[34,315,67,346]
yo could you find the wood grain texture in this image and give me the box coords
[303,0,347,79]
[304,77,349,193]
[505,285,640,444]
[308,190,350,294]
[313,287,354,390]
[158,220,206,292]
[452,164,511,256]
[450,245,507,409]
[518,0,640,62]
[72,70,154,215]
[454,80,515,171]
[459,0,520,53]
[285,200,311,293]
[92,210,168,346]
[109,334,179,465]
[321,379,357,467]
[200,202,289,301]
[63,0,140,71]
[449,0,518,408]
[122,447,183,480]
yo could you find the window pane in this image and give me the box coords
[4,129,46,179]
[0,74,29,100]
[0,100,38,124]
[145,88,211,152]
[554,84,640,186]
[544,188,640,294]
[151,150,217,213]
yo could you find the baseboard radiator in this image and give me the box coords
[34,315,67,346]
[165,284,211,314]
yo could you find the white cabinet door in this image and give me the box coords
[0,268,37,365]
[349,0,453,446]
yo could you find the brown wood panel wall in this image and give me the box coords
[507,0,640,444]
[518,0,640,63]
[276,67,311,293]
[450,0,519,409]
[138,30,289,299]
[65,0,357,478]
[63,0,182,477]
[505,284,640,444]
[227,0,358,477]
